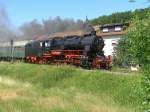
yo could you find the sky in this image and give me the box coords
[1,0,149,27]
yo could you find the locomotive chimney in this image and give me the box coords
[83,16,96,35]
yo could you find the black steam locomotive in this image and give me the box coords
[25,32,111,69]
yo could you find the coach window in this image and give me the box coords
[45,41,51,47]
[45,42,48,47]
[40,42,43,47]
[48,41,51,47]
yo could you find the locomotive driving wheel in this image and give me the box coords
[81,57,91,69]
[39,58,47,64]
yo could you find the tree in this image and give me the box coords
[128,16,150,111]
[113,37,136,67]
[116,14,150,111]
[90,7,150,25]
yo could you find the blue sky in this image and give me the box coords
[1,0,149,27]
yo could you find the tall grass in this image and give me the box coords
[0,62,142,112]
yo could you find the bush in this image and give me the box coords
[124,14,150,111]
[113,37,136,67]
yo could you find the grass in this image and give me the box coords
[0,62,143,112]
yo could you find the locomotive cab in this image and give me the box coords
[42,39,52,53]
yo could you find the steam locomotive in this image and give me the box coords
[26,31,111,69]
[0,31,112,69]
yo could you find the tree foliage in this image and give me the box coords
[127,16,150,111]
[115,14,150,111]
[90,7,150,25]
[127,18,150,67]
[113,37,135,67]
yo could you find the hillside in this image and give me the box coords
[0,62,142,112]
[90,7,150,25]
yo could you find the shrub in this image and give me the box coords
[124,14,150,111]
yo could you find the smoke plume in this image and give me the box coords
[0,3,85,41]
[0,4,15,41]
[19,17,85,40]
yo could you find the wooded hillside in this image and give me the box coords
[90,7,150,25]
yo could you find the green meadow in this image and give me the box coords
[0,62,142,112]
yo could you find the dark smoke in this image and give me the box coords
[0,2,85,41]
[0,8,7,25]
[42,17,84,34]
[0,4,15,41]
[19,17,85,40]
